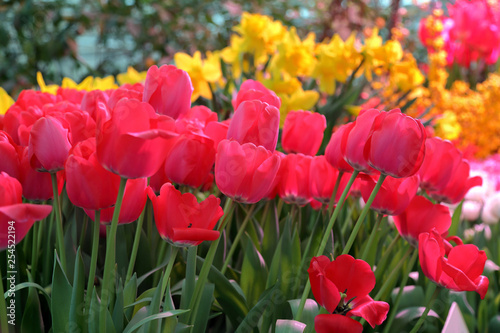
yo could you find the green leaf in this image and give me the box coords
[144,272,166,333]
[392,307,441,333]
[192,283,215,333]
[275,319,306,333]
[123,310,189,333]
[240,233,268,307]
[288,299,319,333]
[195,256,249,329]
[235,284,280,333]
[5,282,51,305]
[51,252,72,333]
[261,201,279,266]
[88,288,100,333]
[123,274,138,321]
[449,200,463,236]
[280,218,298,298]
[69,247,85,331]
[161,281,178,333]
[391,286,425,310]
[112,279,125,332]
[266,238,282,289]
[20,271,44,333]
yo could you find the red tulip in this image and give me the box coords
[204,121,229,150]
[341,109,381,174]
[278,153,312,205]
[147,183,223,246]
[418,138,460,192]
[0,131,21,180]
[325,124,354,173]
[107,87,143,110]
[164,132,216,188]
[282,111,326,156]
[233,79,281,110]
[84,177,147,224]
[0,172,52,250]
[394,196,451,245]
[143,64,193,119]
[310,156,350,205]
[80,90,109,119]
[308,255,389,328]
[96,98,178,178]
[65,138,121,210]
[215,139,280,204]
[315,314,363,333]
[175,105,218,135]
[19,147,60,201]
[419,229,489,299]
[364,109,426,178]
[28,115,72,172]
[226,100,280,152]
[360,174,419,216]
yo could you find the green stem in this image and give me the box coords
[220,204,256,275]
[342,174,386,255]
[374,245,413,301]
[374,234,401,283]
[188,199,234,325]
[125,203,147,284]
[409,285,440,333]
[99,177,128,332]
[79,214,89,249]
[51,172,66,272]
[31,222,39,280]
[0,269,8,333]
[328,171,344,216]
[180,246,197,322]
[85,210,100,318]
[360,213,384,261]
[42,210,55,285]
[382,248,419,333]
[153,240,168,286]
[295,170,359,321]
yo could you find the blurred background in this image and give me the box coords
[0,0,429,97]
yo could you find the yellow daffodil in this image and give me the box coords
[435,111,461,141]
[37,72,59,94]
[37,72,118,93]
[390,54,424,92]
[278,87,319,126]
[174,51,222,101]
[221,35,245,79]
[0,87,14,115]
[116,67,148,85]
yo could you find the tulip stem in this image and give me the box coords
[382,248,419,333]
[51,172,67,273]
[328,171,345,216]
[99,177,127,333]
[360,213,384,261]
[342,174,387,255]
[409,284,440,333]
[125,203,147,284]
[221,204,256,275]
[85,210,100,323]
[31,222,39,280]
[374,234,401,283]
[295,170,359,322]
[374,245,413,301]
[187,198,235,326]
[180,245,197,322]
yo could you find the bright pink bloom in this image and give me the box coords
[28,115,72,172]
[204,121,229,150]
[278,153,312,205]
[0,172,52,250]
[310,156,350,205]
[175,105,218,134]
[65,138,121,210]
[364,109,426,178]
[164,132,216,188]
[315,314,363,333]
[226,100,280,152]
[325,124,354,173]
[233,79,281,110]
[147,183,223,246]
[308,255,389,329]
[143,64,193,119]
[19,147,60,201]
[341,109,381,174]
[96,98,178,178]
[360,174,419,216]
[215,139,280,204]
[419,229,489,299]
[282,110,326,156]
[394,195,451,245]
[0,131,21,180]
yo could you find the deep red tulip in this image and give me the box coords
[364,109,426,178]
[282,110,326,156]
[0,172,52,250]
[325,124,354,173]
[394,195,451,246]
[233,79,281,110]
[278,153,312,205]
[360,174,419,216]
[143,64,193,119]
[419,229,489,299]
[226,100,280,152]
[84,177,147,224]
[215,139,280,204]
[28,115,72,172]
[147,183,223,246]
[310,156,350,205]
[0,131,21,180]
[164,132,216,188]
[308,255,389,328]
[315,314,363,333]
[65,138,121,210]
[96,98,178,178]
[341,109,381,174]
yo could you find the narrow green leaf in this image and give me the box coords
[161,281,178,333]
[275,319,306,333]
[123,310,189,333]
[5,282,51,305]
[266,238,282,289]
[144,272,165,333]
[235,284,280,333]
[240,234,268,307]
[192,283,215,333]
[20,271,44,333]
[69,247,85,331]
[262,201,279,266]
[123,274,138,321]
[51,252,72,333]
[449,200,463,236]
[88,288,100,333]
[112,279,125,332]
